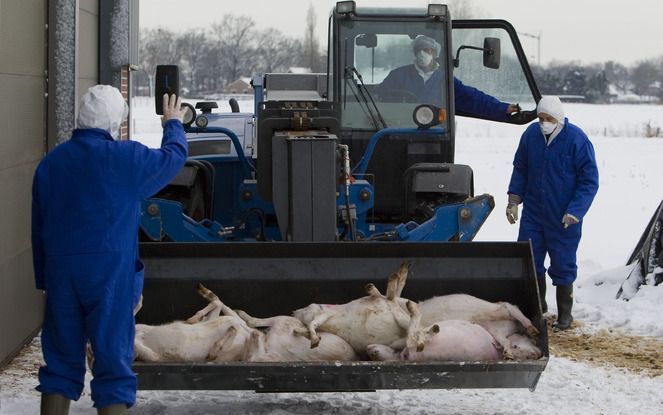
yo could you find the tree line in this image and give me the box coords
[532,58,663,103]
[136,7,324,97]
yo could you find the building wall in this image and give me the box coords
[78,0,99,104]
[0,0,140,369]
[0,0,48,367]
[0,0,102,369]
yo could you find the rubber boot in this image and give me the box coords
[40,393,71,415]
[537,277,548,314]
[553,284,574,331]
[97,404,128,415]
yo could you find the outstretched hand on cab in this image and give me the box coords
[162,93,187,123]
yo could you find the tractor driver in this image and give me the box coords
[378,35,520,121]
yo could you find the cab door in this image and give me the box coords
[452,20,541,124]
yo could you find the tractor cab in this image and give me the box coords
[329,2,540,220]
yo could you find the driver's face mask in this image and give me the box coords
[415,50,434,69]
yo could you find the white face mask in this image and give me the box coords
[540,121,557,135]
[415,51,434,69]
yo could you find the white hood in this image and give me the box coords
[77,85,128,140]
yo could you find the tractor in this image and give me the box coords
[135,1,548,392]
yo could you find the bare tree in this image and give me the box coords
[177,29,209,95]
[631,59,659,96]
[140,28,180,96]
[211,15,256,87]
[604,61,630,94]
[255,28,302,74]
[302,3,321,71]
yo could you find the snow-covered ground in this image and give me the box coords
[1,100,662,414]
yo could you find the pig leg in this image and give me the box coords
[186,302,220,324]
[186,284,224,323]
[134,341,162,362]
[235,309,278,328]
[306,310,335,348]
[365,283,384,298]
[497,302,539,336]
[188,284,243,323]
[386,262,409,301]
[292,327,311,339]
[393,262,410,299]
[478,326,509,357]
[386,272,399,301]
[245,330,267,361]
[207,326,239,361]
[405,301,426,352]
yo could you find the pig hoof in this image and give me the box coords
[527,325,540,337]
[310,337,320,349]
[416,343,425,352]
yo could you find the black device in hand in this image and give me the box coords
[155,65,180,115]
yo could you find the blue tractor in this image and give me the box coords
[136,2,549,392]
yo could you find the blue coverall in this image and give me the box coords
[31,120,187,407]
[508,119,599,286]
[379,64,510,120]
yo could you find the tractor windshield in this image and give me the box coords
[336,19,449,131]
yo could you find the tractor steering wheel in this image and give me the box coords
[378,88,421,103]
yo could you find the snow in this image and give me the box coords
[1,101,662,414]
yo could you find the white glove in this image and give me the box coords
[162,94,186,123]
[506,194,521,224]
[562,213,579,229]
[506,204,519,224]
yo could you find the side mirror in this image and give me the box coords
[154,65,180,115]
[483,37,501,69]
[356,33,377,48]
[453,37,501,69]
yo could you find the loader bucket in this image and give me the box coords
[135,241,548,391]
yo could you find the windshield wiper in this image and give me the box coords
[344,68,380,130]
[345,66,388,130]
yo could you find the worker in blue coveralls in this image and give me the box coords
[378,34,520,120]
[506,96,599,331]
[32,85,187,414]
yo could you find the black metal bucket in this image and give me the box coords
[135,241,548,391]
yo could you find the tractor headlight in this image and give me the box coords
[195,115,208,129]
[413,104,446,129]
[428,4,447,17]
[336,1,355,15]
[181,102,196,128]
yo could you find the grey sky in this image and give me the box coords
[140,0,663,66]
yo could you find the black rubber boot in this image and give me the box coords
[537,277,548,314]
[97,404,128,415]
[553,284,574,331]
[40,393,71,415]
